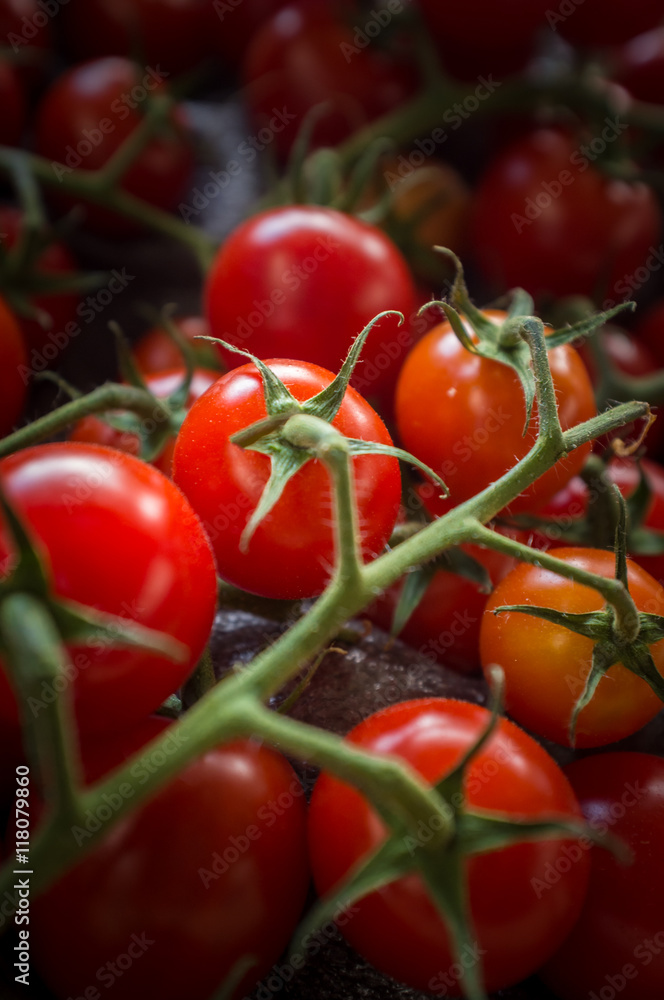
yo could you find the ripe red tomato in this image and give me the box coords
[132,316,216,375]
[31,716,310,1000]
[60,0,214,75]
[395,309,597,514]
[210,0,288,70]
[556,0,663,46]
[480,547,664,747]
[172,359,401,599]
[540,752,664,1000]
[242,2,416,159]
[0,206,80,358]
[536,456,664,584]
[308,698,589,995]
[0,443,217,734]
[0,295,28,438]
[205,205,417,404]
[634,300,664,366]
[471,129,662,301]
[69,367,219,476]
[35,57,193,236]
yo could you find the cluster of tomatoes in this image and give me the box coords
[1,2,664,1000]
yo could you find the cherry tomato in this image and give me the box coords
[417,0,551,50]
[0,295,28,438]
[0,443,217,734]
[172,359,401,599]
[209,0,288,71]
[31,716,310,1000]
[537,456,664,584]
[0,206,80,358]
[634,300,664,367]
[471,129,662,301]
[35,57,193,237]
[395,309,597,514]
[308,697,589,995]
[480,547,664,747]
[132,316,217,375]
[556,0,663,47]
[541,752,664,1000]
[61,0,214,75]
[242,3,416,159]
[69,367,219,476]
[205,205,418,405]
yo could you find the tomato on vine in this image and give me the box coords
[0,295,28,439]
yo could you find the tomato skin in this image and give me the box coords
[537,456,664,585]
[35,57,193,236]
[172,359,401,600]
[395,310,596,514]
[0,206,80,358]
[480,548,664,747]
[471,129,662,300]
[0,443,217,735]
[132,316,215,374]
[308,698,589,995]
[616,27,664,105]
[242,3,416,159]
[69,367,219,476]
[205,205,417,401]
[0,59,25,145]
[634,300,664,367]
[31,716,310,1000]
[540,752,664,1000]
[0,295,28,438]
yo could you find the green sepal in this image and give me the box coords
[238,446,310,552]
[436,248,498,340]
[0,488,51,597]
[112,323,151,392]
[345,438,448,496]
[391,563,437,636]
[569,639,621,745]
[545,301,636,349]
[491,604,610,639]
[286,101,333,204]
[506,287,535,319]
[198,336,299,416]
[336,137,394,214]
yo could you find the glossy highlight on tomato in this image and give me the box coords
[481,547,664,747]
[0,443,217,734]
[172,359,401,599]
[308,697,590,995]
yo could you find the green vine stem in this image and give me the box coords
[0,383,171,459]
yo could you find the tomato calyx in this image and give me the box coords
[492,500,664,745]
[202,314,448,551]
[296,671,620,1000]
[425,250,636,435]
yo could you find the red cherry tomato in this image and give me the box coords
[471,129,662,301]
[69,367,219,476]
[0,443,217,734]
[0,295,28,438]
[31,716,310,1000]
[60,0,214,75]
[210,0,288,70]
[242,3,416,159]
[537,456,664,585]
[132,316,217,375]
[308,697,590,995]
[480,547,664,747]
[0,206,80,358]
[395,309,597,514]
[541,752,664,1000]
[35,57,193,236]
[634,300,664,367]
[172,359,401,599]
[205,205,418,404]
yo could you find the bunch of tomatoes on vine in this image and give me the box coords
[1,2,664,1000]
